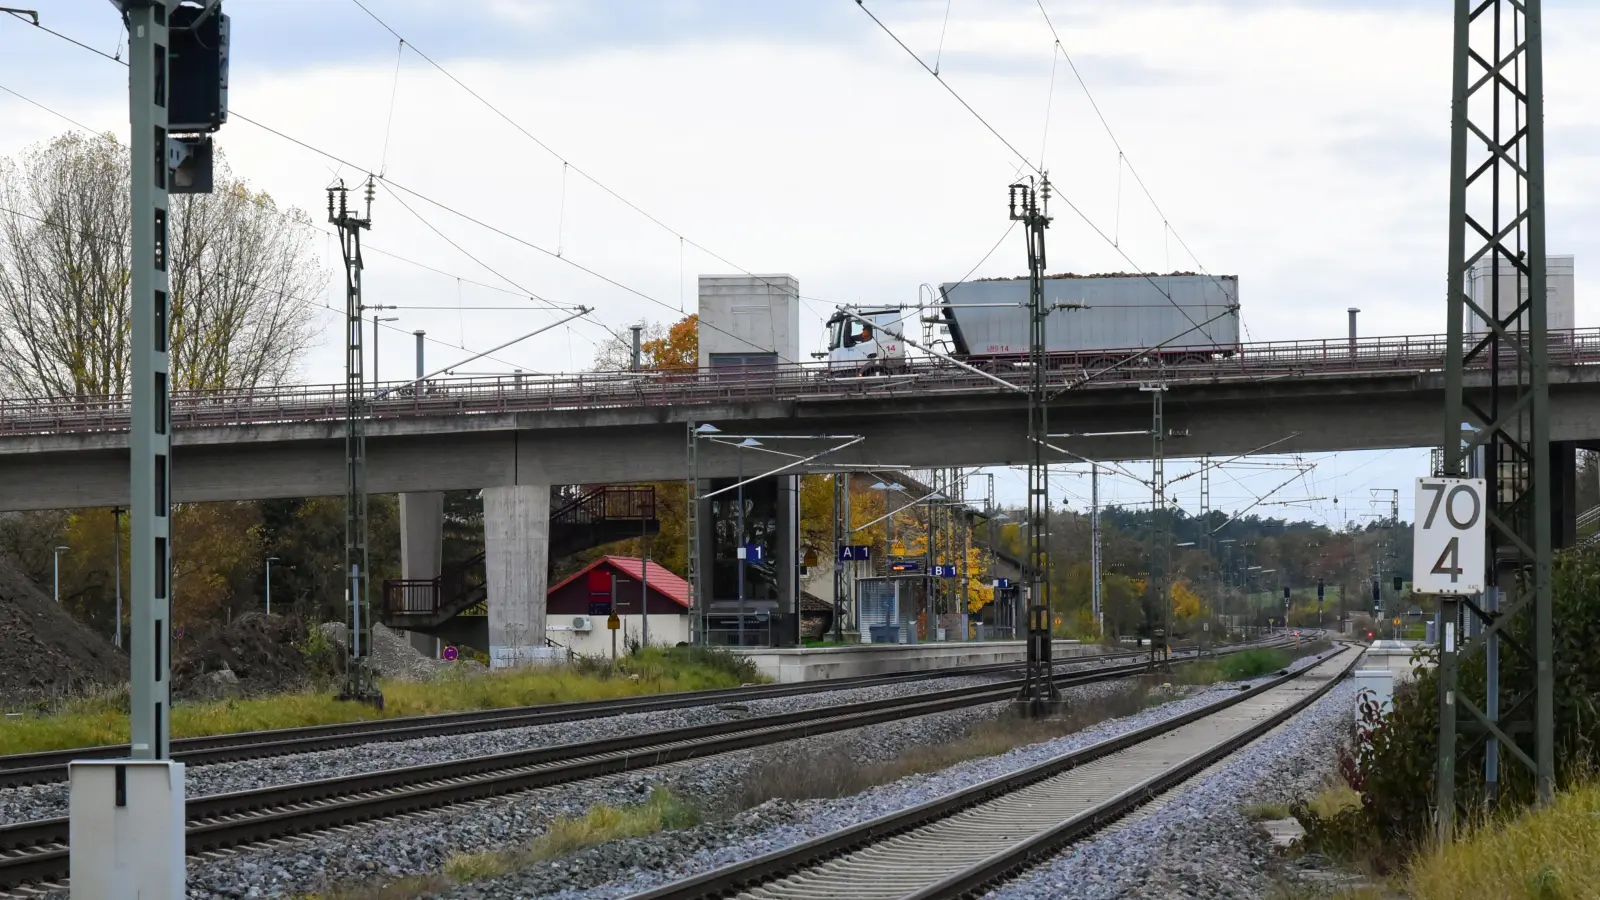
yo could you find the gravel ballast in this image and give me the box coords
[0,671,1015,826]
[987,677,1357,900]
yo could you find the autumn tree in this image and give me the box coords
[589,314,698,373]
[0,132,323,398]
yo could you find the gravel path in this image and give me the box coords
[988,678,1357,900]
[410,652,1335,900]
[0,672,1015,826]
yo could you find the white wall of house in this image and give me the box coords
[548,614,690,658]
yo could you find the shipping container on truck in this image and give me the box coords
[936,273,1240,367]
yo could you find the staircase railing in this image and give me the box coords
[383,550,486,618]
[552,485,657,526]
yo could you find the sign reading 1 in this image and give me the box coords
[1412,477,1487,595]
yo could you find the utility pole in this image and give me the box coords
[1200,456,1211,654]
[1144,380,1169,667]
[112,507,123,649]
[329,178,382,707]
[1090,468,1102,633]
[1010,176,1059,710]
[630,324,644,371]
[371,309,397,390]
[1437,0,1553,842]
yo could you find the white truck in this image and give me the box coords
[823,307,909,375]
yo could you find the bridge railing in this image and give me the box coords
[5,328,1600,437]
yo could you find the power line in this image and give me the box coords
[855,1,1237,363]
[0,15,800,368]
[345,0,838,330]
[1034,1,1237,306]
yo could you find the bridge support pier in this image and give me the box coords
[485,484,550,667]
[399,491,445,657]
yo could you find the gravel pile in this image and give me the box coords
[0,557,125,707]
[0,671,1012,826]
[320,622,452,682]
[988,679,1357,900]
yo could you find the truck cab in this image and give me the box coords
[825,307,906,375]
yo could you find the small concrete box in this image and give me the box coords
[1353,668,1395,722]
[69,759,186,899]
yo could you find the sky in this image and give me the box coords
[4,0,1599,525]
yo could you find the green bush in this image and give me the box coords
[1300,547,1600,867]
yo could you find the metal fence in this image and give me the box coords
[5,328,1600,438]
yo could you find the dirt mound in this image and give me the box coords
[0,558,126,707]
[172,613,321,701]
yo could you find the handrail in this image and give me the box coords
[5,327,1600,438]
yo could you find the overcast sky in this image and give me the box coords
[5,1,1598,524]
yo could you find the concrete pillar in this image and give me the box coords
[1551,441,1577,550]
[399,491,445,656]
[484,484,550,667]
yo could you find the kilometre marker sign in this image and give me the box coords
[1413,477,1486,595]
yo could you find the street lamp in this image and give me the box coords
[265,557,280,616]
[52,546,69,604]
[372,314,399,389]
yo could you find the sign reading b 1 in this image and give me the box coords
[1413,477,1486,594]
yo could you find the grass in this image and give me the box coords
[1407,780,1600,900]
[1172,647,1294,686]
[731,682,1163,809]
[303,789,700,900]
[1305,783,1362,820]
[1244,801,1294,821]
[0,646,761,755]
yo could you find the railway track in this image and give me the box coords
[0,638,1273,789]
[623,644,1357,900]
[0,643,1295,890]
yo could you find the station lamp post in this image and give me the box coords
[52,546,69,605]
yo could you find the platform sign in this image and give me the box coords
[1413,477,1486,594]
[838,544,872,562]
[442,646,459,662]
[992,577,1012,589]
[738,544,765,562]
[933,565,959,578]
[889,560,922,574]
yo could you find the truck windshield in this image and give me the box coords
[827,316,845,351]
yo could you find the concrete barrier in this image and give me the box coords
[743,640,1111,683]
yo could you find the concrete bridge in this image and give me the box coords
[5,328,1597,662]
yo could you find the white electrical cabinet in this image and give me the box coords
[69,759,186,899]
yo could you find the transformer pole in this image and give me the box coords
[1437,0,1553,842]
[1011,176,1059,709]
[329,179,382,707]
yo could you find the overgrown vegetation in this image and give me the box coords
[1173,647,1296,685]
[731,681,1169,809]
[303,789,700,900]
[1406,779,1600,899]
[0,647,760,755]
[1297,547,1600,873]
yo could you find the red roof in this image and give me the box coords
[548,556,691,610]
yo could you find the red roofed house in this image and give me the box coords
[546,556,691,655]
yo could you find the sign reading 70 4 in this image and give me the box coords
[1412,477,1487,595]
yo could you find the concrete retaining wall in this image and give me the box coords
[744,639,1110,683]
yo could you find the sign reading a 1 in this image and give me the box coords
[838,544,872,562]
[932,565,959,578]
[739,544,766,562]
[1413,477,1486,594]
[992,577,1012,589]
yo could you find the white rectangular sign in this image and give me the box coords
[1412,477,1487,595]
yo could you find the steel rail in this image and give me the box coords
[621,644,1355,900]
[0,647,1268,889]
[4,328,1599,437]
[0,642,1244,789]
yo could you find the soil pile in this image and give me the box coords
[172,613,323,701]
[0,558,126,707]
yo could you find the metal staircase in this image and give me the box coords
[381,485,659,650]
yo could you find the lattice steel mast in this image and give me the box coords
[1436,0,1552,841]
[330,179,382,706]
[1011,177,1059,708]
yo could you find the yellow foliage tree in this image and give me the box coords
[1171,578,1203,619]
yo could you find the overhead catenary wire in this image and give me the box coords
[344,0,835,329]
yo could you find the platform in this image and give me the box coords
[1360,639,1428,682]
[743,639,1108,683]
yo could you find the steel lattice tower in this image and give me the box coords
[1011,177,1059,708]
[1437,0,1553,840]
